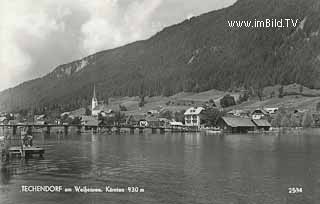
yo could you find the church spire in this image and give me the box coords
[93,84,97,99]
[91,84,98,115]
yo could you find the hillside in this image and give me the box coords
[80,84,320,116]
[0,0,320,112]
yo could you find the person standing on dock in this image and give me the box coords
[22,133,33,147]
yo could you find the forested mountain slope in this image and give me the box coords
[0,0,319,112]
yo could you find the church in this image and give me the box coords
[91,85,103,116]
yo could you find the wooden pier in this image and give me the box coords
[0,126,45,161]
[0,124,196,135]
[6,146,44,158]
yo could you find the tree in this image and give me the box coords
[200,108,225,127]
[139,96,145,107]
[159,110,172,119]
[278,86,284,98]
[85,108,91,116]
[256,85,264,101]
[299,85,304,94]
[270,91,275,98]
[119,104,128,111]
[71,117,81,125]
[139,80,146,107]
[174,110,185,123]
[220,94,236,108]
[289,114,300,127]
[238,91,249,103]
[280,115,290,127]
[271,112,282,127]
[316,102,320,112]
[302,111,313,128]
[114,111,126,126]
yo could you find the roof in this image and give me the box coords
[35,114,46,120]
[170,121,184,126]
[158,118,171,122]
[147,110,159,114]
[61,112,70,117]
[8,120,19,125]
[145,116,159,122]
[221,117,256,127]
[126,114,146,123]
[252,119,271,127]
[103,109,114,114]
[252,109,268,115]
[184,107,205,115]
[81,116,96,121]
[264,107,279,111]
[70,108,86,116]
[81,116,99,126]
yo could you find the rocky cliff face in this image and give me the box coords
[1,0,319,112]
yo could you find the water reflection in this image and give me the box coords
[0,129,320,203]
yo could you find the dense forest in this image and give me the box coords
[0,0,319,113]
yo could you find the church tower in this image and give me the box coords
[91,84,98,114]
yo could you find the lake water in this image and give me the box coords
[1,129,320,204]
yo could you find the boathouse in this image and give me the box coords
[252,119,271,131]
[218,117,256,133]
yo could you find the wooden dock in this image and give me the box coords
[8,146,44,157]
[1,130,45,161]
[0,124,198,135]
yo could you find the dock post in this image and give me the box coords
[151,128,157,134]
[27,126,32,135]
[64,126,69,135]
[77,126,82,134]
[139,128,144,134]
[46,126,51,134]
[115,127,120,135]
[160,128,165,134]
[12,125,17,135]
[130,128,135,134]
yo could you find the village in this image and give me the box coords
[1,84,319,134]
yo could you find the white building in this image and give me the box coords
[264,107,279,114]
[184,107,205,128]
[251,109,268,120]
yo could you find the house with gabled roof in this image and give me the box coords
[251,108,269,120]
[184,107,205,129]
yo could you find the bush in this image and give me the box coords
[201,108,225,127]
[316,102,320,112]
[159,110,172,119]
[271,113,282,127]
[119,105,128,111]
[220,94,236,108]
[280,115,290,127]
[278,86,284,98]
[302,111,313,128]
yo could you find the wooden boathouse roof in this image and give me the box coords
[221,117,256,127]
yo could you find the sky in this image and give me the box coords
[0,0,236,91]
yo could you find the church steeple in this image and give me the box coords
[93,84,97,99]
[91,84,98,115]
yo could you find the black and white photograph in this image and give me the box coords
[0,0,320,203]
